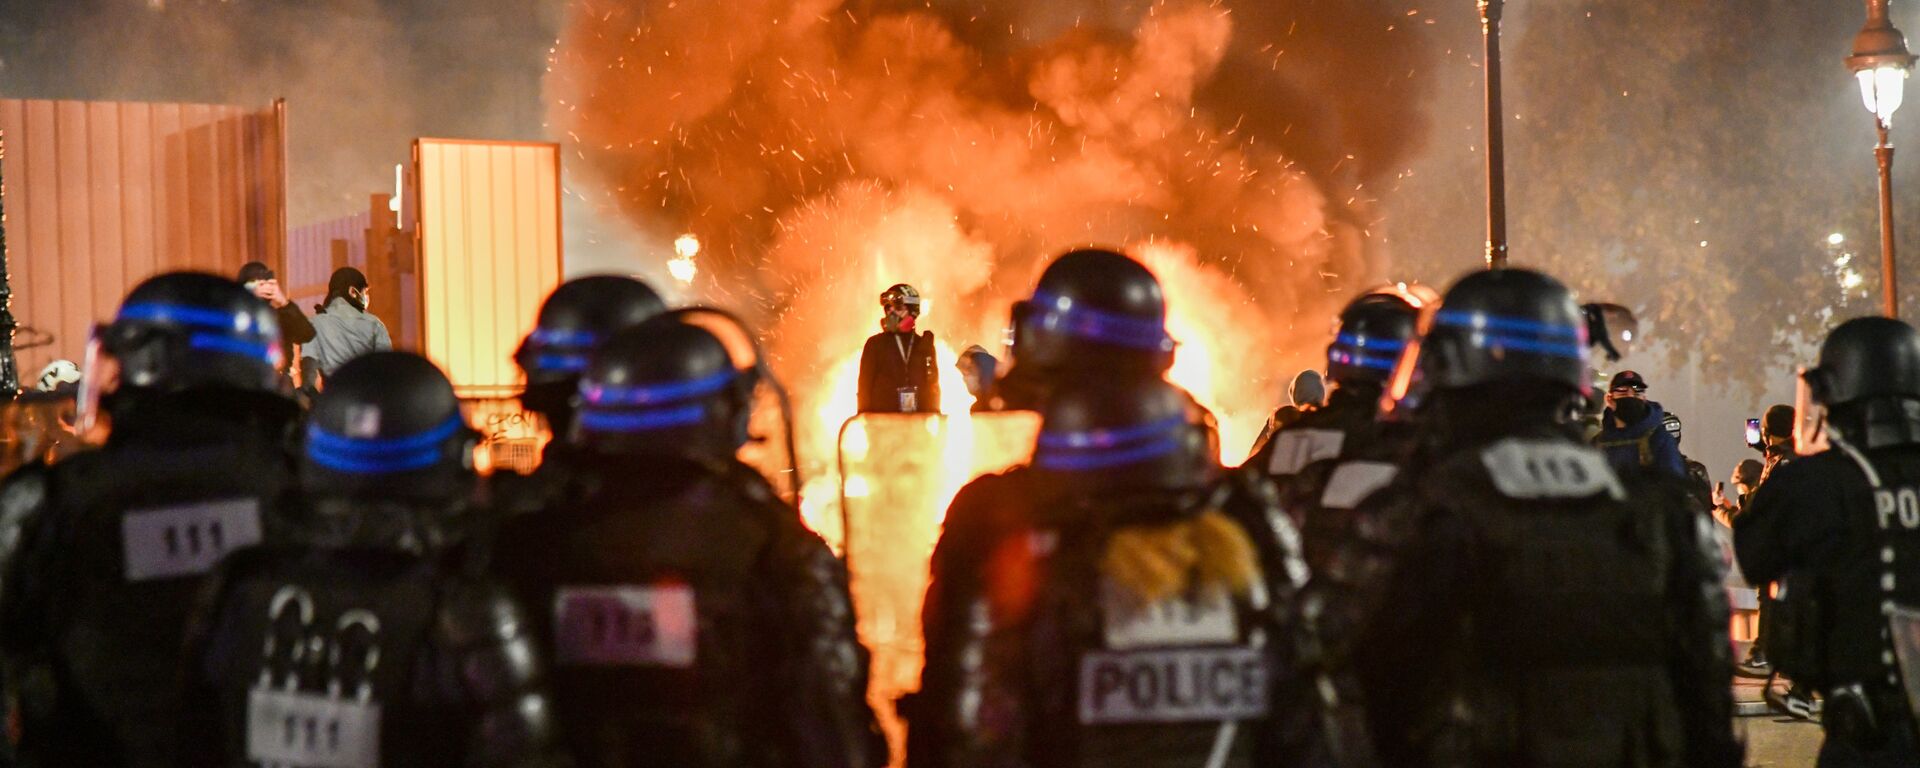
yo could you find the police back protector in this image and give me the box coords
[492,461,777,768]
[195,547,440,767]
[1408,437,1685,765]
[6,429,290,765]
[1020,496,1276,768]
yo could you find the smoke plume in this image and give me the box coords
[552,0,1435,458]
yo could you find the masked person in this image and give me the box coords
[490,313,886,768]
[1733,317,1920,767]
[910,378,1310,767]
[1593,370,1686,478]
[858,283,939,413]
[236,261,316,385]
[305,267,392,387]
[1351,269,1741,768]
[0,272,300,767]
[179,351,567,767]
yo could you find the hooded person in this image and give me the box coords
[1592,370,1686,477]
[236,261,316,382]
[304,267,392,385]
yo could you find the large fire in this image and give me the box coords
[549,0,1426,761]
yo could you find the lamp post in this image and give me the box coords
[0,131,17,398]
[1480,0,1509,270]
[1849,0,1917,318]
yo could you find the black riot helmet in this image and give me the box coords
[77,272,288,432]
[303,351,478,504]
[1009,248,1176,375]
[1031,379,1216,496]
[1394,269,1590,403]
[1326,287,1423,387]
[516,275,667,424]
[571,316,756,460]
[1797,316,1920,451]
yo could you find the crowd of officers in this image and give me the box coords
[0,246,1912,767]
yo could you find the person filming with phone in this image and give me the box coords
[236,261,316,386]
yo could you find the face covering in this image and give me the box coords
[882,310,917,333]
[1613,397,1649,425]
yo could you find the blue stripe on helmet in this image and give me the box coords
[187,333,278,365]
[530,353,592,374]
[1029,290,1173,351]
[1328,347,1400,371]
[581,369,736,407]
[1036,415,1187,450]
[578,403,708,433]
[1334,333,1406,352]
[1434,310,1583,340]
[1470,332,1587,359]
[118,302,267,337]
[1035,437,1182,471]
[307,413,464,475]
[527,327,602,348]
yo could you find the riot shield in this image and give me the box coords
[835,411,1039,765]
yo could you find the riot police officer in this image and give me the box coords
[991,248,1178,412]
[910,378,1308,767]
[1247,287,1423,486]
[179,351,567,767]
[1734,316,1920,766]
[0,272,299,767]
[489,312,885,768]
[514,274,667,449]
[1351,269,1740,768]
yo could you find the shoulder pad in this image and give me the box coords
[1265,428,1347,476]
[1479,438,1625,502]
[1320,460,1399,510]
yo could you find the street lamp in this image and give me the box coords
[1480,0,1509,270]
[1848,0,1917,318]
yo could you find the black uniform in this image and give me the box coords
[858,329,940,413]
[0,273,299,767]
[911,381,1310,768]
[1733,316,1920,766]
[493,314,884,768]
[180,351,567,767]
[1351,269,1739,768]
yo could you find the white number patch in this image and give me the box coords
[246,688,381,768]
[1078,647,1269,724]
[554,585,697,667]
[1101,581,1238,650]
[1480,440,1625,501]
[1266,430,1346,476]
[1320,461,1399,510]
[122,498,263,582]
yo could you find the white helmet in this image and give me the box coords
[35,360,81,393]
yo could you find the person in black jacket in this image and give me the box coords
[236,262,316,385]
[1733,317,1920,766]
[180,351,567,767]
[0,273,302,767]
[492,311,886,768]
[857,283,939,413]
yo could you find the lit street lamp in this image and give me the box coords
[1480,0,1509,270]
[1848,0,1917,318]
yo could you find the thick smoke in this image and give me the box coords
[551,0,1435,458]
[0,0,555,223]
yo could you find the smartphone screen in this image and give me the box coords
[1745,418,1763,447]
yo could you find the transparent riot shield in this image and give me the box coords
[833,411,1039,765]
